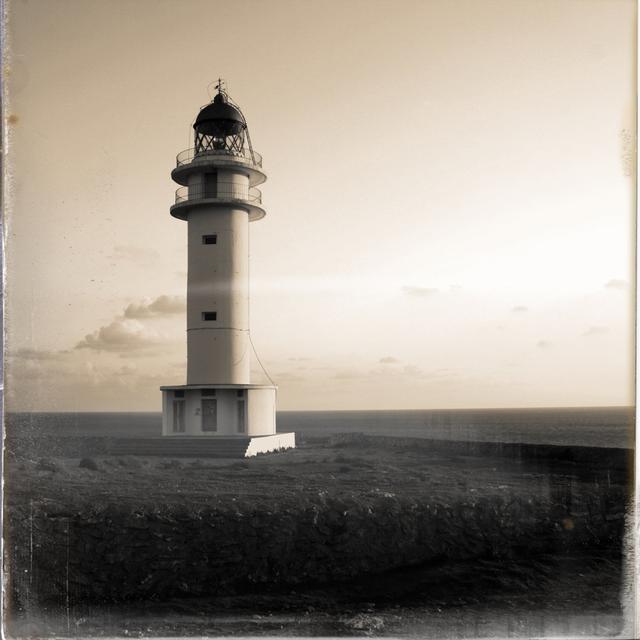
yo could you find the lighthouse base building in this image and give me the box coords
[152,84,294,457]
[159,384,294,456]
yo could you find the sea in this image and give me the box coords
[5,406,635,449]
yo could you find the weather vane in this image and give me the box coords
[215,77,226,94]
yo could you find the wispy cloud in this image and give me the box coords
[11,347,70,362]
[271,371,305,383]
[379,356,399,364]
[6,348,186,411]
[536,340,552,349]
[604,279,629,290]
[511,305,528,312]
[582,326,609,337]
[124,295,185,319]
[330,364,456,382]
[402,286,439,297]
[332,369,363,380]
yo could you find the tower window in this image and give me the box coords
[202,312,217,321]
[201,389,216,397]
[174,390,185,398]
[202,235,217,245]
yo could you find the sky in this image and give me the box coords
[4,0,636,412]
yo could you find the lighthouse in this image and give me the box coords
[159,82,294,456]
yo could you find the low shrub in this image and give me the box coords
[334,454,358,464]
[79,457,99,471]
[158,459,182,470]
[36,458,59,473]
[117,456,144,469]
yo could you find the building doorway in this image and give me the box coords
[202,398,218,432]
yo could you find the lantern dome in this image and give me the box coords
[193,89,248,155]
[194,92,246,137]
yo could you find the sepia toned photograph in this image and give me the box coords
[2,0,636,637]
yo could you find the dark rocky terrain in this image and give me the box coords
[3,433,633,637]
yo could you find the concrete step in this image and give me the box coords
[110,437,251,458]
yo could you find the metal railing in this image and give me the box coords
[176,147,263,169]
[174,183,262,205]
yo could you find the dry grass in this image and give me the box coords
[8,438,557,512]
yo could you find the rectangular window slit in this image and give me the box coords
[202,312,217,321]
[202,235,217,245]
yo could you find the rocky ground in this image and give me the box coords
[3,433,633,637]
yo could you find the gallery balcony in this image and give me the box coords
[176,147,262,168]
[170,184,265,222]
[171,147,266,188]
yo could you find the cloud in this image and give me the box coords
[69,295,185,357]
[117,364,138,375]
[271,371,305,383]
[329,363,454,382]
[379,356,399,364]
[604,279,629,290]
[511,305,528,312]
[401,365,446,379]
[75,318,163,352]
[402,286,439,297]
[536,340,552,349]
[582,326,609,337]
[124,295,185,319]
[332,369,363,380]
[11,347,70,361]
[6,348,186,411]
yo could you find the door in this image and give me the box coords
[202,399,218,432]
[172,400,185,433]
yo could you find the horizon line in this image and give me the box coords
[4,404,635,415]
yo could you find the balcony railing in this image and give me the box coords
[176,147,263,169]
[174,183,262,206]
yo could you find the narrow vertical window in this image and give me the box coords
[204,171,217,198]
[237,390,245,433]
[173,399,185,433]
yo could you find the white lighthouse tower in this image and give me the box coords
[160,82,294,456]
